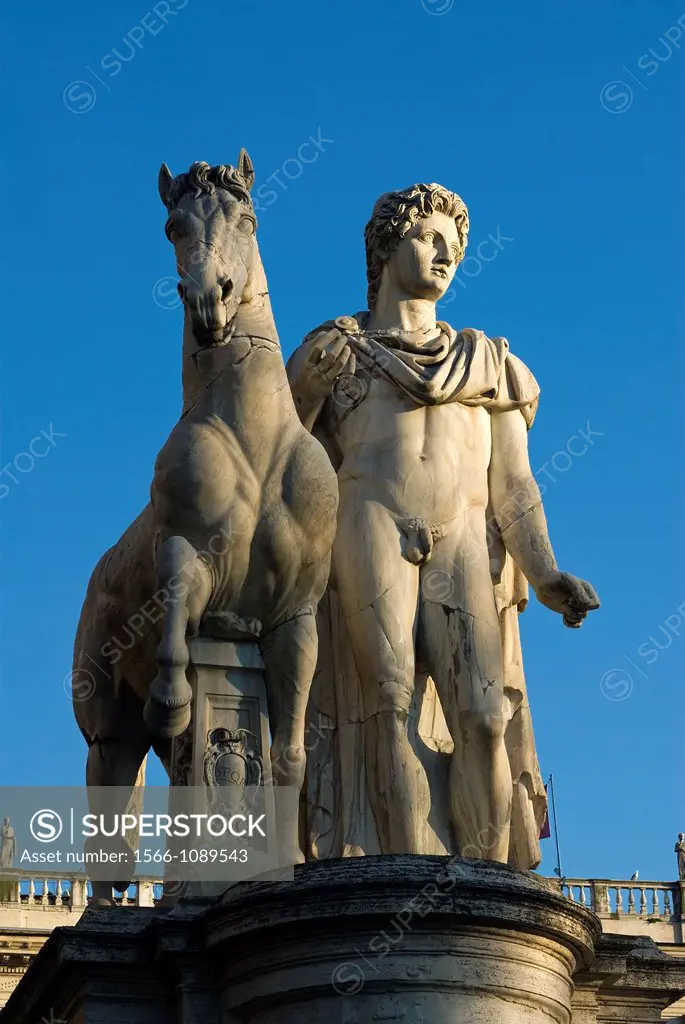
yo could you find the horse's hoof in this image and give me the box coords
[143,694,192,738]
[89,896,114,908]
[89,881,114,908]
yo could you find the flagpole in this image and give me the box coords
[548,772,564,879]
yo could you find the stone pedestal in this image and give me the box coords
[170,638,271,789]
[166,638,276,901]
[213,856,598,1023]
[3,857,685,1024]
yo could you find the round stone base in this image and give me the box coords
[208,855,600,1023]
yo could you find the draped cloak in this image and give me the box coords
[294,314,548,871]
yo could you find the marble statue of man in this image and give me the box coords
[287,183,599,869]
[676,834,685,881]
[0,817,16,869]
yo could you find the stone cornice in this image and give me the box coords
[204,855,602,966]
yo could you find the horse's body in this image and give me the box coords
[75,344,335,711]
[73,156,338,897]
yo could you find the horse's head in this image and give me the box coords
[158,153,259,347]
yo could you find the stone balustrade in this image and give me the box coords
[560,876,685,960]
[561,877,682,919]
[4,869,680,919]
[0,869,163,908]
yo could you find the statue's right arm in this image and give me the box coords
[286,328,356,432]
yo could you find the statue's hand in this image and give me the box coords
[296,329,357,402]
[534,571,600,628]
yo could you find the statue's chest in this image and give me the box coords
[328,366,413,419]
[326,368,489,458]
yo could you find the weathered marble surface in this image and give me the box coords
[72,156,338,898]
[217,856,599,1023]
[287,182,600,869]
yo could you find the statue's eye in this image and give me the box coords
[238,217,255,236]
[420,232,435,244]
[165,213,184,243]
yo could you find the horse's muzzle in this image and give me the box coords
[191,318,231,347]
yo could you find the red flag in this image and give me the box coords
[539,783,551,839]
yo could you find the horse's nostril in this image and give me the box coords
[221,280,233,301]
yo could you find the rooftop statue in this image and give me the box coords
[0,818,15,870]
[676,833,685,881]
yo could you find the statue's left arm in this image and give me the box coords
[489,408,600,627]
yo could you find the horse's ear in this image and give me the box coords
[237,149,255,191]
[158,163,173,207]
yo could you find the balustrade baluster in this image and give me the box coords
[651,887,660,916]
[614,887,623,915]
[637,887,646,915]
[628,887,636,914]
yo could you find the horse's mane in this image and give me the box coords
[165,162,253,211]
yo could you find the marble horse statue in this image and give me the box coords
[72,153,338,899]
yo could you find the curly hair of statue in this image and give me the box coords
[364,183,470,309]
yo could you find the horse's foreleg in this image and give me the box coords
[260,606,318,865]
[143,535,211,739]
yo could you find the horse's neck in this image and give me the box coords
[234,247,278,344]
[180,248,287,416]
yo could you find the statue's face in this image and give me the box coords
[385,211,461,302]
[166,192,257,348]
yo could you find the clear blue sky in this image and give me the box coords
[2,0,683,883]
